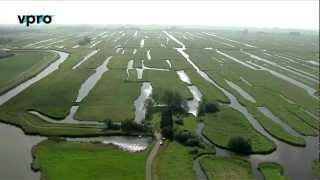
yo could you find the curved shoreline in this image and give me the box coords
[0,50,60,96]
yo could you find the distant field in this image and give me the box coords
[75,69,140,122]
[143,70,193,101]
[0,29,318,139]
[32,140,148,180]
[0,50,57,94]
[0,49,96,117]
[0,48,114,136]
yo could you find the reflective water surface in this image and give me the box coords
[134,82,153,123]
[0,123,45,180]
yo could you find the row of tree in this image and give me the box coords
[104,119,150,133]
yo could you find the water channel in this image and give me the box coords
[164,31,319,180]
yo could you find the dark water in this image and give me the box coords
[0,123,45,180]
[226,80,256,103]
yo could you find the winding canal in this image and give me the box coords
[164,31,319,180]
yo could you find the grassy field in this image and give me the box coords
[108,55,131,69]
[175,115,198,134]
[209,49,318,117]
[258,162,288,180]
[0,48,122,136]
[201,74,308,145]
[32,140,148,180]
[0,27,318,180]
[0,49,97,117]
[0,50,58,94]
[312,160,320,177]
[206,68,317,137]
[200,156,255,180]
[187,49,317,141]
[152,142,197,180]
[185,69,229,103]
[75,69,140,122]
[203,107,275,153]
[142,69,193,101]
[172,33,317,145]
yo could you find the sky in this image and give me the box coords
[0,1,319,29]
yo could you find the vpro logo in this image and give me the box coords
[18,15,53,27]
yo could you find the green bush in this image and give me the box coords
[198,99,220,116]
[78,36,91,46]
[161,126,174,140]
[160,108,173,128]
[175,130,201,147]
[121,120,147,132]
[175,118,184,125]
[228,136,252,154]
[185,138,200,147]
[161,90,186,114]
[189,148,199,155]
[103,119,120,130]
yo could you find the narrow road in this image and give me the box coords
[146,132,161,180]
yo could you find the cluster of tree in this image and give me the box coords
[162,91,187,114]
[158,90,189,139]
[78,36,92,46]
[144,99,154,121]
[121,119,149,132]
[103,119,121,130]
[228,136,252,154]
[160,109,202,147]
[104,119,150,133]
[160,108,174,139]
[174,130,202,147]
[174,116,184,125]
[198,99,220,116]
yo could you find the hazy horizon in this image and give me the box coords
[0,1,319,30]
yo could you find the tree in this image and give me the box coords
[160,108,173,128]
[174,130,201,147]
[228,136,252,154]
[78,36,91,45]
[160,108,174,139]
[198,99,219,116]
[161,126,174,140]
[144,99,154,121]
[121,120,146,132]
[161,90,185,114]
[104,119,112,129]
[103,119,120,130]
[205,102,219,113]
[175,130,192,143]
